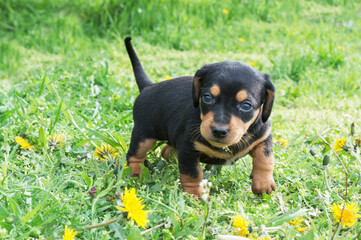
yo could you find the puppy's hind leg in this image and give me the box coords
[127,132,156,177]
[161,144,177,163]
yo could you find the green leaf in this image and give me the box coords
[127,226,143,240]
[109,222,126,239]
[15,230,33,240]
[22,195,49,224]
[39,126,46,147]
[0,203,10,218]
[82,170,92,188]
[106,132,126,150]
[91,179,114,216]
[150,183,161,192]
[170,212,181,233]
[333,223,342,240]
[84,127,122,148]
[139,164,149,182]
[103,60,109,78]
[0,221,11,231]
[0,109,13,123]
[262,193,272,200]
[44,76,81,130]
[8,198,22,219]
[194,213,204,230]
[49,100,63,134]
[98,110,132,129]
[265,208,307,227]
[38,75,46,96]
[298,229,315,240]
[122,166,132,178]
[74,110,90,122]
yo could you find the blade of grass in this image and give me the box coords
[22,195,50,225]
[84,127,123,148]
[39,126,46,148]
[49,100,63,134]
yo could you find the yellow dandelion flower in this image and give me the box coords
[248,62,257,67]
[15,136,32,150]
[333,137,346,152]
[289,217,304,226]
[337,46,345,51]
[93,144,119,162]
[222,9,229,15]
[50,132,64,144]
[238,38,245,42]
[289,217,308,232]
[63,225,77,240]
[165,75,171,80]
[297,226,308,232]
[274,138,289,147]
[331,202,360,228]
[232,214,249,237]
[116,188,151,228]
[49,133,65,151]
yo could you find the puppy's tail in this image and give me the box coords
[124,37,153,92]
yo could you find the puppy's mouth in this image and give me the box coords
[200,124,244,148]
[204,133,243,148]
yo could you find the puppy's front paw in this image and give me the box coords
[128,157,145,178]
[251,174,275,194]
[180,173,208,200]
[183,185,204,199]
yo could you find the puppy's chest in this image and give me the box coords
[193,126,271,164]
[194,138,250,162]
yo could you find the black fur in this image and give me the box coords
[124,37,275,194]
[124,37,153,92]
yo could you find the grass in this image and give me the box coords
[0,0,361,239]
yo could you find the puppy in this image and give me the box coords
[124,37,276,199]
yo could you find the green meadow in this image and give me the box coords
[1,0,361,239]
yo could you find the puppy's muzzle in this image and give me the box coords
[211,125,229,139]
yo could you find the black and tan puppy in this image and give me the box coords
[124,37,276,199]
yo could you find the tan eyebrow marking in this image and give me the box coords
[210,84,220,97]
[236,90,248,102]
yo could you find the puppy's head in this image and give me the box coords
[192,61,275,148]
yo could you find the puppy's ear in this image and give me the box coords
[192,76,201,107]
[192,66,208,107]
[262,74,275,122]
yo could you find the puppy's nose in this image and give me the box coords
[211,126,229,138]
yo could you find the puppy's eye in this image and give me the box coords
[239,102,252,111]
[202,93,213,104]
